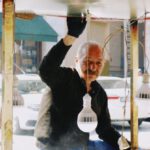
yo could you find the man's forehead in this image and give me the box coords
[83,56,104,61]
[77,43,104,59]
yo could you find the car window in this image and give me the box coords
[97,79,129,89]
[17,80,46,94]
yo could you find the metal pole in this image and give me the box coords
[1,1,15,150]
[130,20,139,150]
[129,0,139,149]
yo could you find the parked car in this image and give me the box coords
[0,74,46,132]
[96,76,150,126]
[13,74,47,133]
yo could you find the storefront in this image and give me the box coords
[0,13,58,73]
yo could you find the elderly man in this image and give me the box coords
[38,15,130,150]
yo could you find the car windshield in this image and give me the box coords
[17,80,46,94]
[97,79,129,89]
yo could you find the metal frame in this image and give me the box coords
[1,1,140,150]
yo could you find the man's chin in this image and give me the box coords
[88,75,97,81]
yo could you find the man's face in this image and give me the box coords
[77,45,104,83]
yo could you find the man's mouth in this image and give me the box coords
[85,70,97,76]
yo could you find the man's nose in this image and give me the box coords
[89,63,97,70]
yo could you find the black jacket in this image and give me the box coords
[39,39,121,149]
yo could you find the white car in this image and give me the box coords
[96,76,150,126]
[13,74,46,133]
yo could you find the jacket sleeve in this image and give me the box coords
[96,89,121,150]
[39,39,73,88]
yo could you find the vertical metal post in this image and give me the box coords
[129,0,139,149]
[130,20,139,150]
[1,1,15,150]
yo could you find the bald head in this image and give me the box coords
[77,41,103,60]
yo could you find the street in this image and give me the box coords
[11,121,150,150]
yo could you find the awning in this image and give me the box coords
[0,13,58,42]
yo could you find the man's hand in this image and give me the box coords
[67,14,87,38]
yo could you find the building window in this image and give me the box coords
[14,40,41,74]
